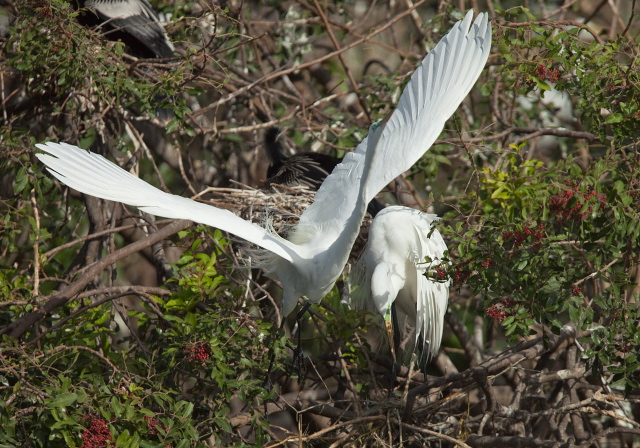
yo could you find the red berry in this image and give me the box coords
[81,416,112,448]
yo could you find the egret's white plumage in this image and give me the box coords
[350,206,450,362]
[36,10,490,318]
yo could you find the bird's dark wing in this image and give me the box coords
[83,0,174,59]
[265,153,340,190]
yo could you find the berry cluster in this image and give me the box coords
[452,260,471,286]
[481,258,496,269]
[81,416,113,448]
[571,285,582,296]
[618,342,632,353]
[485,298,516,322]
[32,0,53,18]
[434,266,449,281]
[502,223,545,249]
[145,415,161,436]
[535,64,560,83]
[185,341,212,366]
[549,184,606,225]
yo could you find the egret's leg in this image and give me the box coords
[291,302,311,382]
[416,337,431,402]
[263,312,288,392]
[385,304,401,397]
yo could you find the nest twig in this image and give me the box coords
[194,184,373,260]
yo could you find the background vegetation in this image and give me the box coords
[1,0,639,446]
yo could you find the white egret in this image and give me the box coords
[78,0,175,59]
[36,10,491,320]
[350,206,450,372]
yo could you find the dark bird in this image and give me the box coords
[264,127,341,190]
[263,127,385,216]
[77,0,175,60]
[76,0,176,119]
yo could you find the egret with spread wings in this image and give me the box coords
[36,11,491,319]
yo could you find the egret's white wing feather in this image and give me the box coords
[299,11,491,232]
[35,142,296,262]
[363,11,490,203]
[414,217,450,360]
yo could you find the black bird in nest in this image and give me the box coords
[263,127,384,216]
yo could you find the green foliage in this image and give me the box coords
[6,0,193,144]
[1,2,639,446]
[493,8,640,148]
[0,227,279,446]
[444,149,640,390]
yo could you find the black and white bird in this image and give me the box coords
[263,127,385,216]
[77,0,175,59]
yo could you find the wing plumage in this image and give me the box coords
[302,11,491,231]
[84,0,175,59]
[35,10,489,318]
[412,214,450,360]
[35,142,296,262]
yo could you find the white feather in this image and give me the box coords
[35,142,296,262]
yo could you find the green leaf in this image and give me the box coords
[605,113,623,124]
[47,392,78,408]
[14,167,28,194]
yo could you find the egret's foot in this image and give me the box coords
[288,343,306,384]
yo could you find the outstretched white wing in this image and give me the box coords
[35,142,296,262]
[301,11,491,228]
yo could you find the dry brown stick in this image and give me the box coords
[435,126,597,146]
[502,20,604,45]
[40,219,174,261]
[528,367,586,384]
[404,328,583,417]
[191,0,429,119]
[311,0,372,123]
[622,0,637,37]
[30,191,41,297]
[579,427,640,448]
[2,220,192,340]
[445,310,483,366]
[542,0,580,20]
[397,421,472,448]
[27,286,170,346]
[466,434,569,447]
[42,345,121,377]
[266,416,382,447]
[574,257,620,286]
